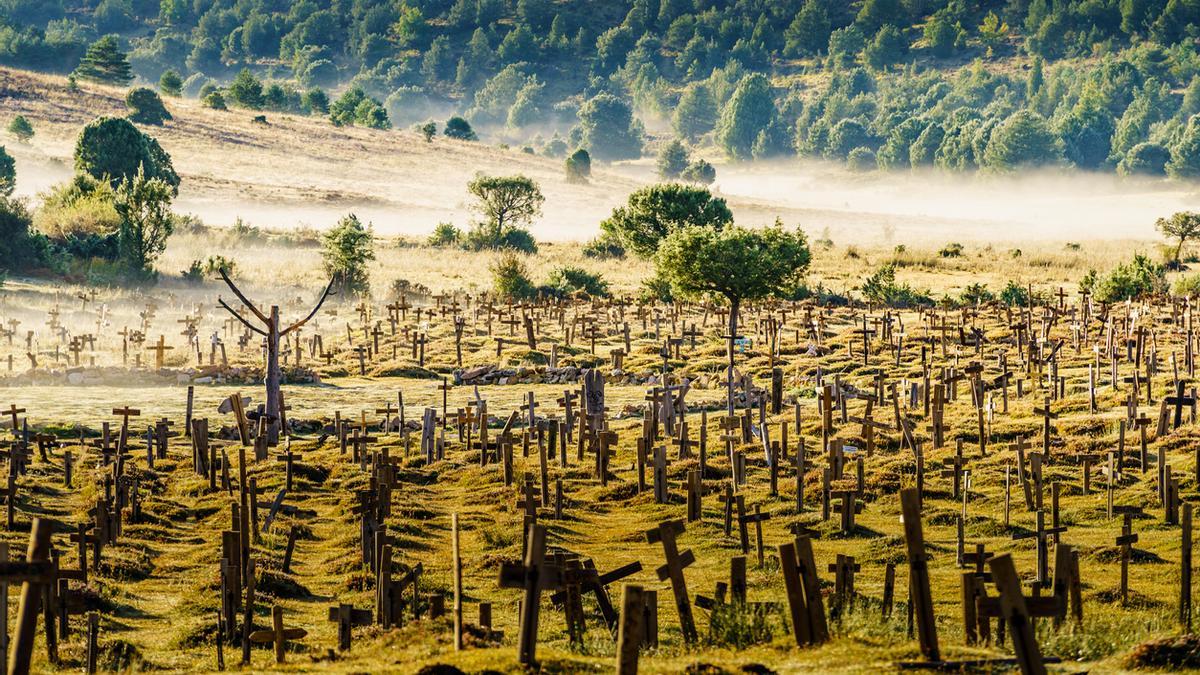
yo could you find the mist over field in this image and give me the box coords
[12,140,1191,245]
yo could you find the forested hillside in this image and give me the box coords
[5,0,1200,177]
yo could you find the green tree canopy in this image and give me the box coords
[74,35,132,85]
[322,213,376,295]
[715,73,777,160]
[114,164,174,279]
[74,116,180,194]
[657,138,689,179]
[1157,211,1200,263]
[468,174,544,233]
[7,116,32,143]
[982,110,1061,170]
[578,93,642,161]
[126,87,172,125]
[600,183,732,258]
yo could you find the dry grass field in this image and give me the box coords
[2,66,1200,675]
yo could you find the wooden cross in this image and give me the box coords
[248,605,307,664]
[326,603,372,651]
[1011,509,1066,587]
[1032,396,1058,455]
[1116,509,1141,604]
[498,523,560,665]
[645,520,697,643]
[1165,380,1196,430]
[147,335,173,369]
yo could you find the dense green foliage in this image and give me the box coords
[10,2,1200,176]
[464,174,542,253]
[74,116,179,192]
[125,87,171,125]
[321,213,376,296]
[7,115,32,142]
[601,183,732,258]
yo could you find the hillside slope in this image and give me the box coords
[0,67,653,239]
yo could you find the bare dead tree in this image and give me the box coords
[216,269,335,444]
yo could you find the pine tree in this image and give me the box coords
[73,35,132,85]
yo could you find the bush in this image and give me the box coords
[418,121,437,142]
[999,280,1029,306]
[34,174,121,240]
[1119,142,1171,176]
[960,283,994,305]
[7,116,32,143]
[321,214,376,296]
[681,159,716,185]
[202,91,227,110]
[938,242,964,258]
[1092,254,1166,302]
[860,263,933,307]
[582,232,625,259]
[463,222,537,253]
[0,197,51,272]
[638,273,674,303]
[489,250,535,300]
[428,222,461,246]
[125,87,172,125]
[444,116,477,140]
[847,146,876,171]
[565,148,591,182]
[544,266,609,298]
[158,70,182,97]
[1174,274,1200,296]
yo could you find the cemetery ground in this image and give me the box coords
[0,233,1199,673]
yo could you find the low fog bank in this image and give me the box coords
[711,160,1200,245]
[14,142,1198,246]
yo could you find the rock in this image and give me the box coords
[193,376,213,385]
[66,371,84,385]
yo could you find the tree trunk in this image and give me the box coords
[266,305,281,445]
[726,297,740,417]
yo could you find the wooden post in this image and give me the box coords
[615,584,644,675]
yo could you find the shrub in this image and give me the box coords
[544,266,609,298]
[202,91,226,110]
[463,222,537,253]
[180,259,203,283]
[1092,254,1166,302]
[565,149,591,182]
[418,121,437,142]
[34,175,121,240]
[681,159,716,185]
[582,232,625,259]
[490,250,535,300]
[960,283,994,305]
[938,242,964,258]
[158,70,182,97]
[321,214,376,296]
[847,146,876,171]
[444,116,477,140]
[126,87,172,125]
[427,222,461,246]
[0,197,51,272]
[1174,274,1200,296]
[638,273,674,303]
[999,280,1029,306]
[860,264,933,307]
[7,116,32,143]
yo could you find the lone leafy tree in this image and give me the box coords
[217,272,335,445]
[113,165,174,279]
[126,87,172,125]
[600,183,732,258]
[73,35,132,85]
[321,213,376,296]
[1157,211,1200,266]
[656,223,811,413]
[468,174,544,235]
